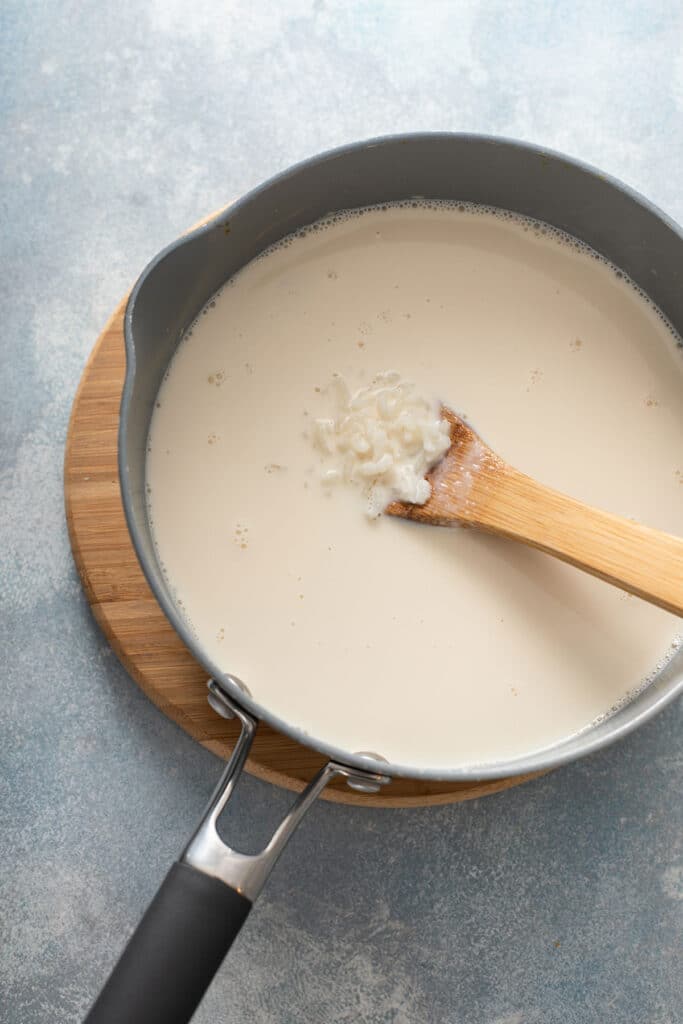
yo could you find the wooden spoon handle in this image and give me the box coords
[471,467,683,616]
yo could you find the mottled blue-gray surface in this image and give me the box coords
[1,2,682,1022]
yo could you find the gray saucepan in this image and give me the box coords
[85,134,683,1024]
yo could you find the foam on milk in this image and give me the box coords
[146,202,683,770]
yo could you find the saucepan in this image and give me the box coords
[85,134,683,1024]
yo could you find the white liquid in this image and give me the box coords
[147,204,683,770]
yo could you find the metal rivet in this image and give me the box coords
[346,776,383,794]
[345,752,391,793]
[355,750,389,763]
[226,674,252,699]
[207,683,235,720]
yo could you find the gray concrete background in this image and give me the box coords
[1,2,682,1022]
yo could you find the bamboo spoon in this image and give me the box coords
[386,408,683,617]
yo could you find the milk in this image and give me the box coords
[147,204,683,770]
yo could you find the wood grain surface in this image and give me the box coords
[63,289,542,807]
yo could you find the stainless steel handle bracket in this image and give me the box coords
[182,677,391,902]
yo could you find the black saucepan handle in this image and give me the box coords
[84,861,251,1024]
[82,681,387,1024]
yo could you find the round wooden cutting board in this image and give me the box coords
[64,287,541,807]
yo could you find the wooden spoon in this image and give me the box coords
[386,408,683,617]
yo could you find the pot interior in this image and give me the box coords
[121,134,683,780]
